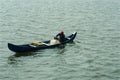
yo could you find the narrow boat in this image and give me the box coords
[8,32,77,52]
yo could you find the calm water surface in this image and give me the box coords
[0,0,120,80]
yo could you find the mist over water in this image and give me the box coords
[0,0,120,80]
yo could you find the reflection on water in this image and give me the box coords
[14,51,37,57]
[8,55,17,64]
[7,51,38,65]
[57,48,66,54]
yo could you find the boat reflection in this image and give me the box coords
[7,51,37,64]
[14,51,37,57]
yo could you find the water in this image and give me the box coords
[0,0,120,80]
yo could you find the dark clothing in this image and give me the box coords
[55,32,65,43]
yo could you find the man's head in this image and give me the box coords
[61,31,64,34]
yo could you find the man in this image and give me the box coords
[54,31,65,43]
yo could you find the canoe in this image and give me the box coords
[8,32,77,52]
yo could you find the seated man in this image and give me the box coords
[54,31,65,43]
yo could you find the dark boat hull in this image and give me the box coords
[8,32,77,52]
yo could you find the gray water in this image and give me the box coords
[0,0,120,80]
